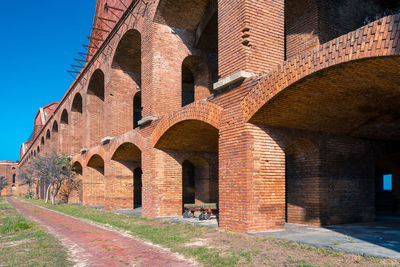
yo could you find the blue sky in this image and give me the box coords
[0,1,96,161]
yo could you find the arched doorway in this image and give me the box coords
[108,142,142,211]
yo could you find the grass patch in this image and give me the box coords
[0,197,73,267]
[21,197,400,267]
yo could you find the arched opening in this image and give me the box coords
[52,121,58,133]
[71,93,83,113]
[60,109,70,153]
[133,91,142,129]
[37,147,40,154]
[41,137,45,145]
[112,30,141,85]
[46,130,51,140]
[154,0,218,112]
[12,174,16,184]
[155,119,219,220]
[87,70,105,147]
[71,93,84,153]
[182,65,194,107]
[181,56,211,107]
[86,154,105,207]
[108,142,142,211]
[110,29,141,134]
[61,109,69,124]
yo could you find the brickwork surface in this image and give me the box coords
[8,198,196,267]
[10,0,400,233]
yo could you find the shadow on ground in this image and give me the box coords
[253,216,400,260]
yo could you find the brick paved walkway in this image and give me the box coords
[7,198,196,267]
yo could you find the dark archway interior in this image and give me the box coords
[88,70,105,101]
[133,92,142,129]
[134,167,142,208]
[72,93,83,113]
[112,30,141,86]
[182,160,195,204]
[87,155,105,175]
[52,121,58,133]
[61,110,69,124]
[182,66,194,107]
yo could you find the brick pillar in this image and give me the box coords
[59,123,70,155]
[52,131,59,153]
[218,0,284,78]
[142,148,182,218]
[86,95,105,148]
[71,112,83,155]
[104,159,137,210]
[219,122,286,233]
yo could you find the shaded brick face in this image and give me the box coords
[14,0,400,233]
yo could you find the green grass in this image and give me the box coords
[0,197,73,267]
[20,197,400,267]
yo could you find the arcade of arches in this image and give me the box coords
[8,0,400,233]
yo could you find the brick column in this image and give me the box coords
[219,120,286,233]
[142,147,183,218]
[218,0,284,78]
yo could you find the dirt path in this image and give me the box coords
[7,198,196,267]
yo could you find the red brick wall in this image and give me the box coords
[285,0,320,59]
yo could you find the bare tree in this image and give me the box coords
[19,165,37,199]
[30,152,75,205]
[0,176,9,196]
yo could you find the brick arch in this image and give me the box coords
[85,147,106,166]
[154,0,212,31]
[111,29,141,75]
[107,130,144,161]
[152,101,223,147]
[241,14,400,123]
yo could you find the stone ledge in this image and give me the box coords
[101,136,114,145]
[138,116,158,126]
[80,148,89,154]
[213,71,255,90]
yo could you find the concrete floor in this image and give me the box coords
[157,214,219,228]
[253,217,400,260]
[112,208,400,260]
